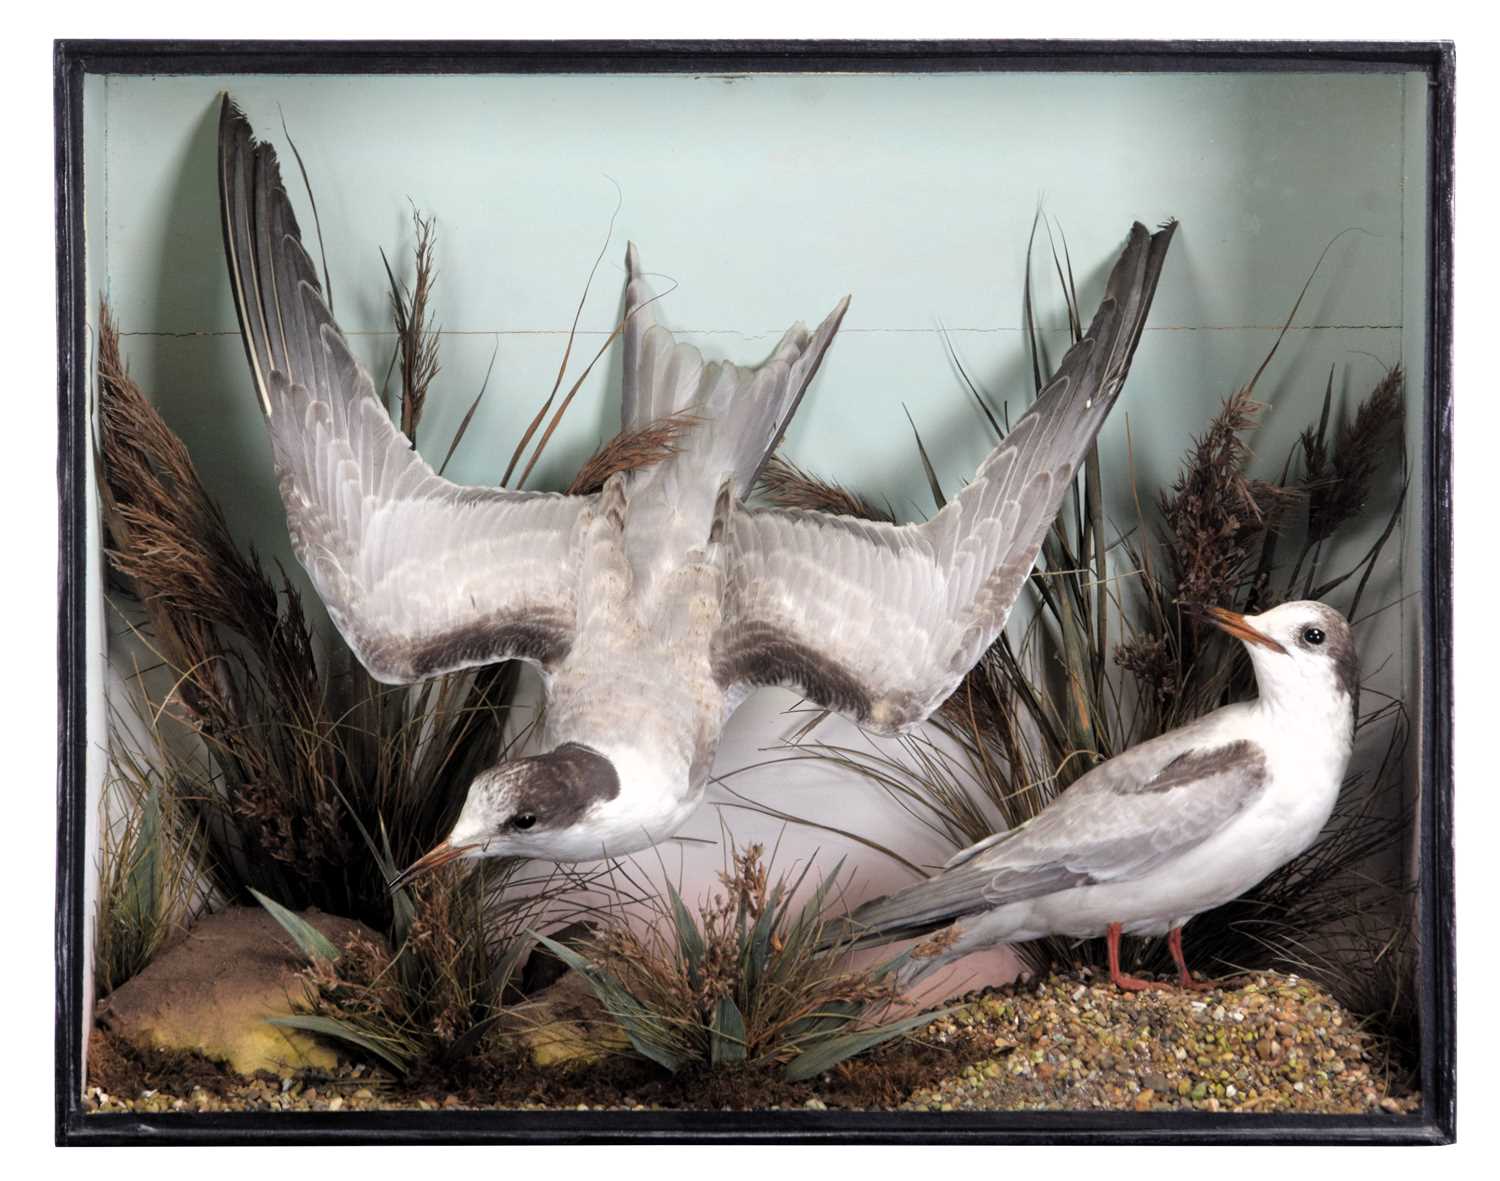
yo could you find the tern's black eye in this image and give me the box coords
[510,813,537,831]
[1301,627,1326,646]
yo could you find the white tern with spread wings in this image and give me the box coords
[215,96,1176,880]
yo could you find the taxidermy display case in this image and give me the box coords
[55,41,1454,1145]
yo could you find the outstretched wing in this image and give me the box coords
[714,221,1175,732]
[218,97,591,684]
[844,730,1268,942]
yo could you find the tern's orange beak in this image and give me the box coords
[1189,604,1287,654]
[387,839,478,893]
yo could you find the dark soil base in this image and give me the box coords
[85,1017,993,1113]
[88,1025,245,1102]
[84,970,1419,1115]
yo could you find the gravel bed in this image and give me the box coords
[85,970,1417,1116]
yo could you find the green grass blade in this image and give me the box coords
[744,896,779,998]
[666,881,705,986]
[903,407,947,511]
[268,1015,409,1074]
[782,999,862,1045]
[123,783,161,926]
[250,888,342,964]
[492,931,536,997]
[710,995,748,1066]
[782,1007,954,1082]
[441,1012,504,1065]
[530,932,687,1073]
[783,857,846,954]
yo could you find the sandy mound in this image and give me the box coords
[96,905,377,1077]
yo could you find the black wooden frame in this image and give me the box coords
[54,38,1456,1146]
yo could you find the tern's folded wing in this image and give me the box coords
[714,221,1175,733]
[218,99,590,684]
[969,734,1273,885]
[842,733,1269,942]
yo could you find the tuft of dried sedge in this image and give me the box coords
[757,455,896,522]
[385,207,442,443]
[576,845,900,1067]
[1158,388,1287,609]
[1113,632,1178,706]
[1303,367,1405,543]
[567,412,699,495]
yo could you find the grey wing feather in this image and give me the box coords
[218,98,591,684]
[715,221,1175,732]
[844,728,1268,942]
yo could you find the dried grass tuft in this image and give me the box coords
[278,855,611,1076]
[381,206,442,441]
[757,455,897,523]
[93,702,210,998]
[1159,388,1285,610]
[568,412,699,495]
[533,846,947,1080]
[1303,366,1405,545]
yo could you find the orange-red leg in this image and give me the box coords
[1107,922,1168,992]
[1168,927,1220,991]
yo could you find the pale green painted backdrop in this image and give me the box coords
[83,68,1429,997]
